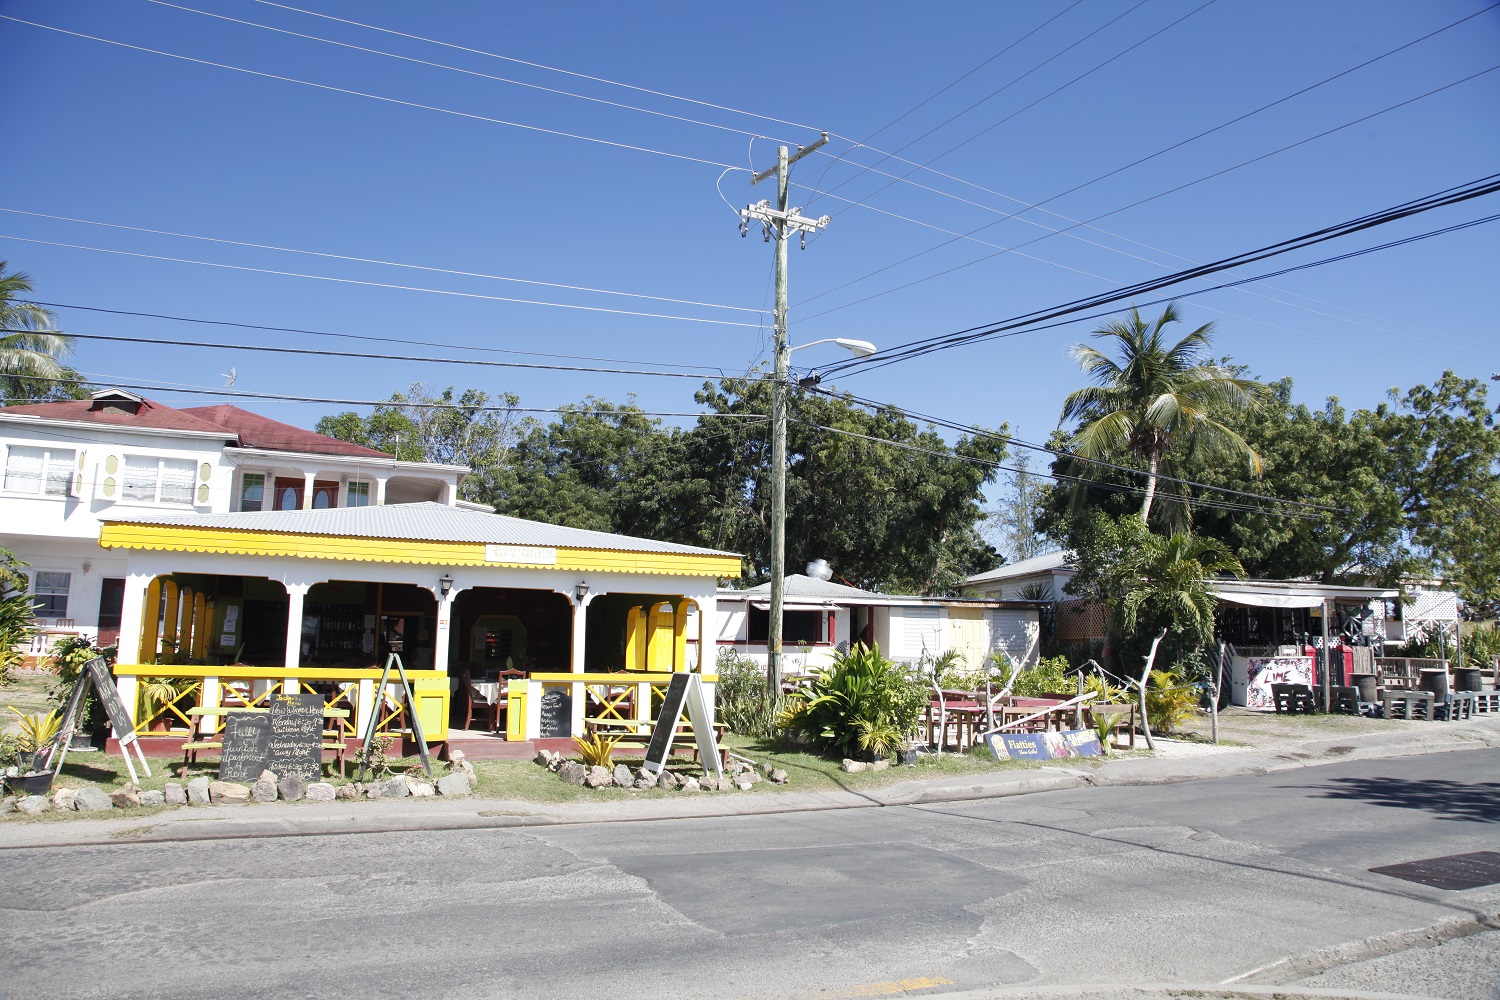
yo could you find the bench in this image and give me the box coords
[182,706,351,778]
[1381,689,1434,721]
[1086,703,1139,749]
[1272,684,1318,714]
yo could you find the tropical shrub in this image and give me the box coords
[46,636,117,736]
[779,643,927,758]
[0,591,36,686]
[6,707,61,753]
[573,732,620,769]
[1011,655,1072,697]
[714,648,782,738]
[1144,669,1198,733]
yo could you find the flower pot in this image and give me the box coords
[899,748,918,766]
[5,771,55,796]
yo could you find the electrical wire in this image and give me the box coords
[28,301,734,371]
[803,62,1500,323]
[0,234,765,328]
[144,0,802,146]
[0,327,744,382]
[818,175,1500,377]
[0,15,746,171]
[0,208,767,315]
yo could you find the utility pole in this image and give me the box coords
[739,132,831,699]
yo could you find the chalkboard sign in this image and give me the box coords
[267,693,325,780]
[219,712,272,781]
[538,687,572,738]
[86,657,135,739]
[644,673,691,769]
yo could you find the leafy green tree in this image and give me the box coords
[317,382,521,503]
[0,262,83,404]
[1059,304,1267,522]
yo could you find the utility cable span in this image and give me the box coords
[27,301,732,372]
[818,173,1500,377]
[17,373,770,420]
[0,328,739,382]
[804,1,1496,275]
[801,384,1344,515]
[834,209,1500,380]
[145,0,802,146]
[0,16,745,171]
[0,208,767,315]
[0,235,764,328]
[801,61,1500,323]
[790,419,1332,520]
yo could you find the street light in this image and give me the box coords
[766,336,879,697]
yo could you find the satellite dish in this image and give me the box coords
[806,558,833,582]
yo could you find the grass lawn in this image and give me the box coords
[1,671,57,727]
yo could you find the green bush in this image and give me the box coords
[1011,655,1072,697]
[46,636,118,736]
[780,643,927,758]
[1460,622,1500,669]
[714,648,782,739]
[0,591,37,686]
[1144,669,1198,734]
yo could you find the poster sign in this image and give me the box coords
[986,729,1100,762]
[219,712,272,782]
[1246,656,1314,711]
[267,693,325,780]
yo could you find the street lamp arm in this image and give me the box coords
[788,337,877,358]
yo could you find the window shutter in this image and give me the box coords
[196,462,212,506]
[95,452,123,501]
[69,449,87,497]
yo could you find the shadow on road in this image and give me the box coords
[1308,776,1500,823]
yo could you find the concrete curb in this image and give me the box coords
[2,720,1496,849]
[929,983,1447,1000]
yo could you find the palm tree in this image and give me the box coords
[0,261,71,401]
[1059,303,1267,521]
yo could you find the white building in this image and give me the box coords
[715,574,1041,673]
[1,388,467,650]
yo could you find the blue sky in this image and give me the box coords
[2,0,1497,461]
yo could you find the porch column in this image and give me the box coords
[433,589,454,675]
[374,474,389,506]
[697,594,717,728]
[283,583,310,692]
[569,591,593,735]
[114,572,153,726]
[301,471,317,510]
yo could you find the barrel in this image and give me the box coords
[1350,673,1378,703]
[1418,668,1450,701]
[1453,667,1483,692]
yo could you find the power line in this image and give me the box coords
[833,209,1500,379]
[0,208,767,315]
[145,0,801,146]
[0,15,746,171]
[824,0,1217,221]
[28,301,731,371]
[819,175,1500,377]
[0,234,764,328]
[802,62,1500,323]
[0,327,742,381]
[250,0,822,135]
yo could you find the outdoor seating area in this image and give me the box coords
[921,690,1137,754]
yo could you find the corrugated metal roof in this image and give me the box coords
[966,551,1071,584]
[106,501,739,557]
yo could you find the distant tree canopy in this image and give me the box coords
[318,377,1008,595]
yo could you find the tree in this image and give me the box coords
[316,383,522,503]
[0,261,82,404]
[1059,304,1267,522]
[985,451,1055,565]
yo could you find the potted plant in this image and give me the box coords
[897,736,919,767]
[3,708,62,795]
[141,678,185,732]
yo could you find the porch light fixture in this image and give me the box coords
[574,581,590,603]
[439,573,454,598]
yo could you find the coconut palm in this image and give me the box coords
[0,262,71,400]
[1060,304,1267,521]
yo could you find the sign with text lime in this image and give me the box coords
[266,693,326,781]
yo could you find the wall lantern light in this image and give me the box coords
[574,581,590,603]
[439,573,454,599]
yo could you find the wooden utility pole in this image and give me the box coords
[740,133,830,698]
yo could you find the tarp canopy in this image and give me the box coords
[1208,586,1324,609]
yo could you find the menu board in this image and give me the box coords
[267,693,325,780]
[219,712,272,782]
[538,687,572,738]
[85,657,135,739]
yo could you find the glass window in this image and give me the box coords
[345,481,370,507]
[747,608,824,644]
[239,473,265,512]
[278,487,299,510]
[34,571,70,618]
[4,445,74,495]
[312,486,333,509]
[122,455,197,504]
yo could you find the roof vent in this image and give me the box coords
[89,388,146,415]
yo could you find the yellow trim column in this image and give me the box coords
[673,600,693,672]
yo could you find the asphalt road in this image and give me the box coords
[2,749,1496,1000]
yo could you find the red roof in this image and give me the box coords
[2,393,393,460]
[180,405,393,458]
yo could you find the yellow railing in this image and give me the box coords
[529,671,718,737]
[116,664,446,738]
